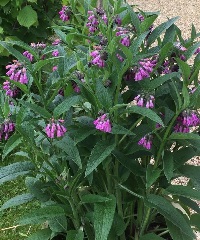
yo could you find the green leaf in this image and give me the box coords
[85,140,116,176]
[163,151,174,182]
[27,229,52,240]
[0,41,31,68]
[176,58,190,83]
[96,80,112,109]
[131,31,149,55]
[185,42,200,60]
[67,230,84,240]
[19,100,51,119]
[17,5,38,28]
[146,164,161,189]
[94,195,116,240]
[53,95,81,118]
[0,161,34,184]
[81,194,111,203]
[112,150,144,176]
[2,133,22,159]
[169,133,200,140]
[173,147,196,169]
[140,15,157,33]
[182,84,190,108]
[18,206,65,225]
[33,57,61,73]
[165,185,200,201]
[178,165,200,190]
[0,0,10,6]
[166,219,191,240]
[127,106,164,126]
[54,135,82,168]
[145,194,194,239]
[111,124,135,136]
[74,127,96,144]
[179,197,200,214]
[140,233,164,240]
[48,216,68,233]
[146,72,179,90]
[147,17,179,46]
[162,24,176,45]
[1,193,34,211]
[9,79,29,94]
[190,214,200,230]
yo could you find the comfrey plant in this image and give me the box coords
[0,0,200,239]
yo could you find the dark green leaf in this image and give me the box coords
[81,194,111,203]
[165,185,200,201]
[85,140,116,176]
[2,133,22,159]
[190,214,200,230]
[146,164,161,189]
[94,195,116,240]
[145,194,194,239]
[169,133,200,140]
[54,135,82,168]
[53,95,82,118]
[48,216,68,233]
[17,5,38,28]
[166,219,191,240]
[96,80,112,109]
[163,151,174,182]
[127,106,164,126]
[19,100,51,119]
[111,124,135,136]
[147,17,179,46]
[67,230,84,240]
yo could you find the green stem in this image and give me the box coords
[119,116,144,145]
[69,198,80,229]
[139,208,151,237]
[158,230,169,237]
[154,111,181,168]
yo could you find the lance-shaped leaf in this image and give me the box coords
[27,229,52,240]
[94,195,116,240]
[1,193,34,210]
[2,133,22,159]
[0,161,35,184]
[127,106,164,126]
[145,194,195,239]
[85,140,116,176]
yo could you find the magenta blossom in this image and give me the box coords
[3,81,19,98]
[93,114,112,133]
[134,94,155,108]
[6,60,28,84]
[138,134,153,150]
[0,119,15,141]
[45,119,67,138]
[52,50,59,57]
[23,51,34,62]
[59,6,71,22]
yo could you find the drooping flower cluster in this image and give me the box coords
[3,81,19,98]
[6,60,28,84]
[138,134,153,150]
[135,57,157,81]
[86,9,107,33]
[23,51,34,62]
[52,50,59,57]
[0,119,15,141]
[174,42,187,51]
[93,114,112,133]
[45,119,67,138]
[116,27,131,47]
[52,39,61,46]
[195,47,200,54]
[89,48,107,68]
[59,6,71,22]
[174,110,200,133]
[31,42,46,49]
[134,94,155,108]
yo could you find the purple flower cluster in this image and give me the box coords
[86,9,107,33]
[134,94,155,108]
[174,42,187,51]
[116,27,131,47]
[52,50,59,57]
[59,6,71,22]
[3,81,19,98]
[31,42,46,49]
[138,134,153,150]
[6,60,28,84]
[174,110,200,133]
[23,51,34,62]
[93,114,112,133]
[52,39,61,46]
[45,119,67,138]
[0,119,15,141]
[90,49,106,68]
[135,58,157,81]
